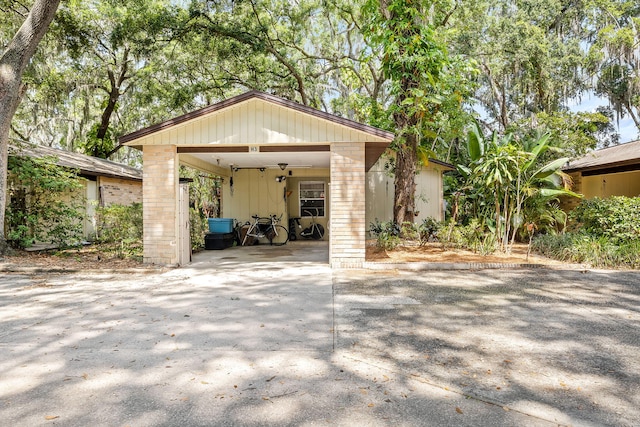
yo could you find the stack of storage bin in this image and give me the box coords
[205,218,235,250]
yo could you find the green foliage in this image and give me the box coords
[417,217,439,243]
[369,219,401,250]
[95,202,143,259]
[180,166,221,249]
[448,123,578,253]
[532,197,640,269]
[362,0,477,222]
[6,154,85,249]
[442,219,496,256]
[82,123,115,158]
[569,197,640,243]
[532,233,640,270]
[189,207,207,250]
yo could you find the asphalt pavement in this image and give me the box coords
[1,244,638,426]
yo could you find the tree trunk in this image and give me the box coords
[393,133,418,224]
[0,0,61,254]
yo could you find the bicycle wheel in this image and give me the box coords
[311,224,324,240]
[269,225,289,246]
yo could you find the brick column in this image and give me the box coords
[330,142,366,268]
[142,145,179,265]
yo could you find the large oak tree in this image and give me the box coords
[0,0,61,254]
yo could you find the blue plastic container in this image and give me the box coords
[208,218,234,233]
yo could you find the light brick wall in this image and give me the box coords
[98,176,142,206]
[142,145,178,265]
[330,142,366,268]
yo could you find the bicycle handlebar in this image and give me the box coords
[250,214,283,223]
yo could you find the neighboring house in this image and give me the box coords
[366,152,454,227]
[8,143,142,238]
[562,140,640,210]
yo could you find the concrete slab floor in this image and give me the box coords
[0,264,638,426]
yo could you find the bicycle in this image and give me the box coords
[241,214,289,246]
[300,209,324,240]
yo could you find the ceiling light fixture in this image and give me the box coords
[278,162,288,171]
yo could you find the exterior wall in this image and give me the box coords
[98,176,142,206]
[330,141,366,268]
[366,158,446,231]
[142,145,179,265]
[581,170,640,199]
[414,166,446,222]
[561,170,640,211]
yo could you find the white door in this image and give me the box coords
[178,183,191,265]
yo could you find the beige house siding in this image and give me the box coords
[366,158,448,230]
[330,141,366,268]
[130,98,389,147]
[98,176,142,206]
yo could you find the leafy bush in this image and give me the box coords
[443,219,496,255]
[532,197,640,268]
[369,219,401,250]
[190,207,208,250]
[569,197,640,242]
[532,233,640,269]
[6,154,85,249]
[417,217,440,244]
[95,203,143,258]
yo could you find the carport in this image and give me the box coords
[120,91,394,268]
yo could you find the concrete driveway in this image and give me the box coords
[1,250,638,426]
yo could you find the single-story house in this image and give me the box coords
[8,143,142,238]
[562,140,640,210]
[119,91,449,268]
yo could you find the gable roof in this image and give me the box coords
[119,90,395,145]
[9,143,142,181]
[564,140,640,174]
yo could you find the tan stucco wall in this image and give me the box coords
[330,141,366,268]
[98,176,142,206]
[142,145,179,265]
[581,170,640,199]
[562,170,640,211]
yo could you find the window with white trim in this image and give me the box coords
[299,181,325,217]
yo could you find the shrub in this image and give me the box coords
[190,207,208,250]
[417,217,439,244]
[532,197,640,269]
[6,154,85,249]
[369,219,401,250]
[569,197,640,242]
[532,233,640,269]
[444,219,496,255]
[95,203,143,258]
